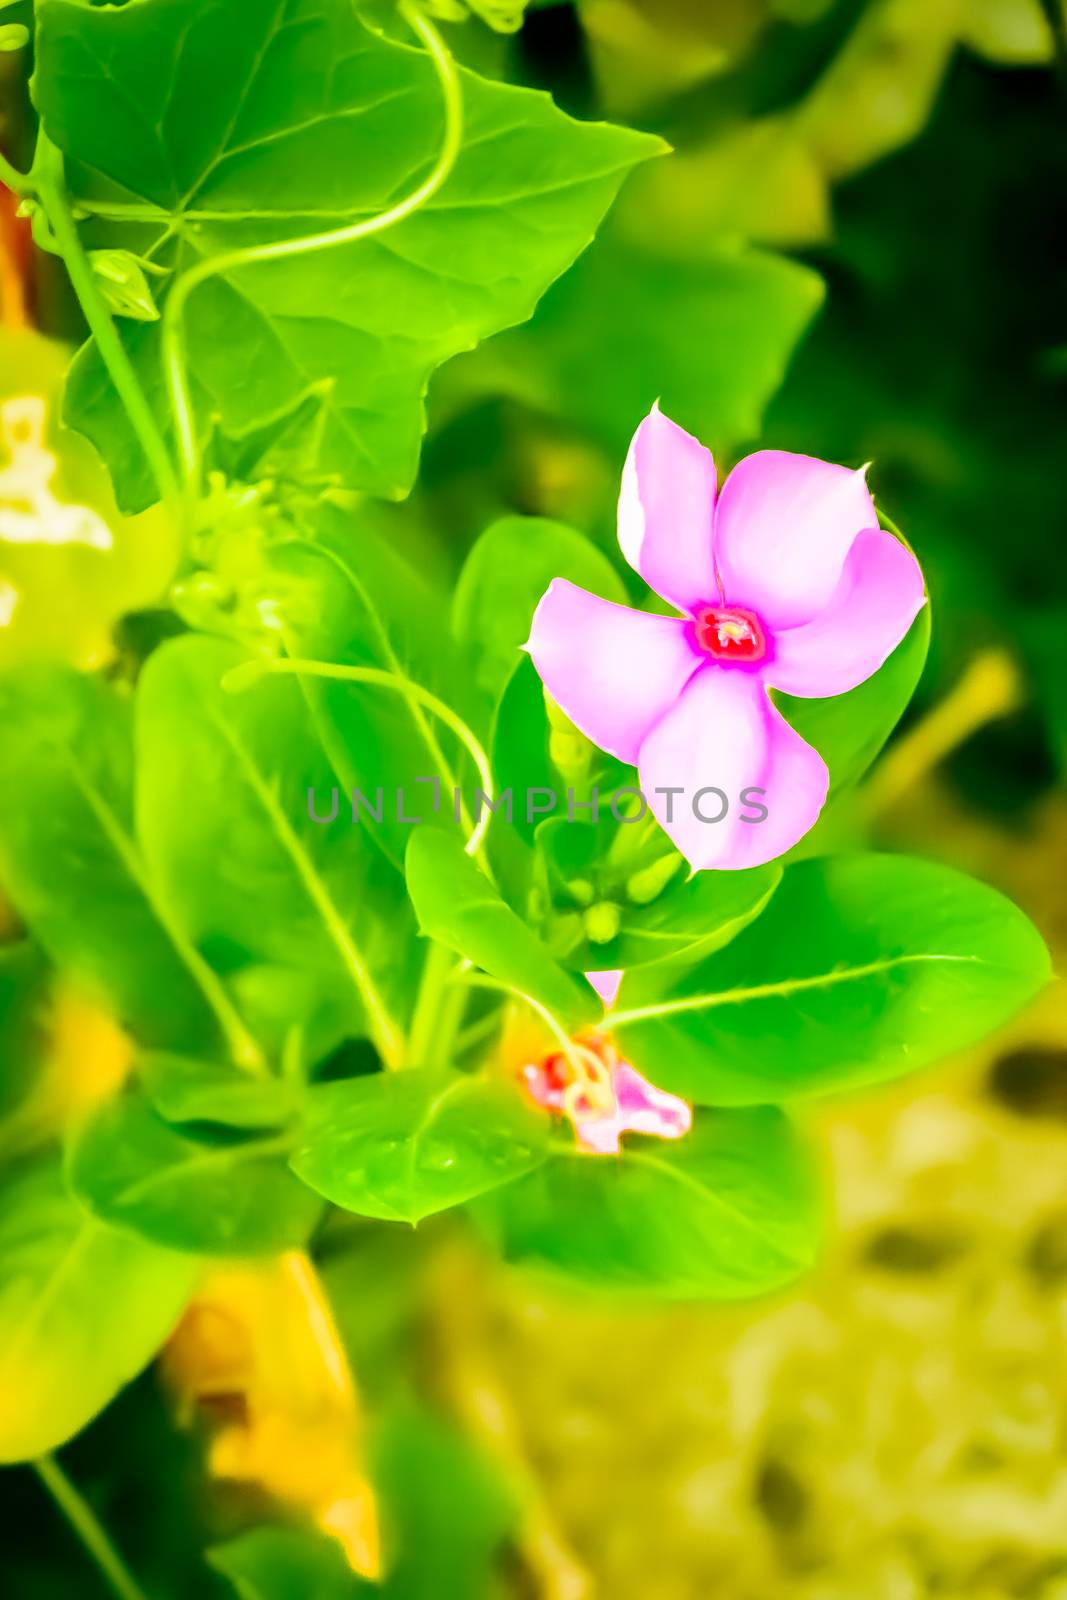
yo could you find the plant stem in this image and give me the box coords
[33,1454,152,1600]
[160,0,463,501]
[31,135,181,513]
[408,940,458,1069]
[0,149,31,196]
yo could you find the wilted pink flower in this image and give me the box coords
[522,1032,691,1156]
[526,404,926,870]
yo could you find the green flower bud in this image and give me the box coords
[565,877,595,907]
[89,249,166,322]
[626,852,684,906]
[583,901,621,945]
[0,23,30,51]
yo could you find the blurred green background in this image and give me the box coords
[2,0,1067,1595]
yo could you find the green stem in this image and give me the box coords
[33,1455,152,1600]
[408,941,458,1069]
[0,150,31,196]
[160,0,463,501]
[222,656,495,863]
[31,136,181,513]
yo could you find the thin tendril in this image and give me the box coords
[161,1,463,501]
[33,1456,151,1600]
[222,656,495,860]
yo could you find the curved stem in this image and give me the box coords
[0,150,31,197]
[161,0,463,500]
[223,657,495,861]
[33,1455,151,1600]
[31,136,181,512]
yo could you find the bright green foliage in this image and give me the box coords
[0,1158,197,1462]
[405,827,599,1031]
[478,1109,820,1298]
[0,665,226,1053]
[34,0,661,509]
[135,633,415,1056]
[67,1089,321,1254]
[139,1051,299,1130]
[614,854,1052,1104]
[292,1068,550,1224]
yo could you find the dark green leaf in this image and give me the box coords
[291,1069,549,1224]
[478,1109,820,1299]
[405,828,599,1031]
[0,1156,197,1462]
[67,1090,321,1254]
[613,853,1052,1104]
[36,0,661,509]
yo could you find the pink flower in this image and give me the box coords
[521,1032,692,1156]
[526,405,926,870]
[586,968,623,1006]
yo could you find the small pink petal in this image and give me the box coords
[522,1062,564,1113]
[525,578,702,765]
[586,969,623,1006]
[572,1060,692,1154]
[765,528,926,698]
[715,450,877,629]
[638,667,829,870]
[618,404,718,614]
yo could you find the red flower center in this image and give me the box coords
[693,605,767,663]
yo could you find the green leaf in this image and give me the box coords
[36,0,661,510]
[67,1090,321,1254]
[291,1068,549,1224]
[0,664,236,1054]
[135,634,415,1065]
[405,828,599,1031]
[139,1052,299,1130]
[612,853,1052,1105]
[0,941,50,1117]
[478,1108,820,1299]
[775,567,931,795]
[452,515,626,701]
[460,228,823,459]
[208,1526,375,1600]
[0,1156,197,1463]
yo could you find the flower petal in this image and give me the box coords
[766,528,926,698]
[715,450,877,628]
[525,578,702,765]
[618,403,718,613]
[586,969,623,1006]
[638,667,829,870]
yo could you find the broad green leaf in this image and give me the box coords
[452,515,626,701]
[478,1109,820,1298]
[291,1068,549,1224]
[0,664,234,1054]
[67,1090,321,1254]
[135,634,415,1065]
[405,828,599,1031]
[459,227,823,460]
[208,1526,374,1600]
[613,854,1052,1105]
[0,1156,197,1463]
[35,0,661,510]
[535,813,781,973]
[775,561,931,794]
[139,1052,299,1131]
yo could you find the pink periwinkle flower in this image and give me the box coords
[522,1031,692,1156]
[526,405,926,870]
